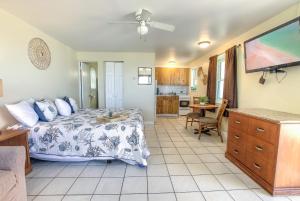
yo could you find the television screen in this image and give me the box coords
[244,17,300,73]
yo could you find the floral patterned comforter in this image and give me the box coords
[28,108,150,166]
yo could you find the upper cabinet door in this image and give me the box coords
[181,68,190,86]
[156,67,190,86]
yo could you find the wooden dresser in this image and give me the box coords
[226,108,300,195]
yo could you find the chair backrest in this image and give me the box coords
[193,96,200,104]
[216,99,228,128]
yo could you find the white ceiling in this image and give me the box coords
[0,0,298,66]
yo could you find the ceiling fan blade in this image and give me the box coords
[108,21,138,24]
[148,21,175,32]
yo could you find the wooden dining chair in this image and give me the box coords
[185,112,202,129]
[196,99,228,142]
[193,96,200,104]
[185,96,203,129]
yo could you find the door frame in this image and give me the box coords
[78,61,99,109]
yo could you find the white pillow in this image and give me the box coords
[25,98,35,108]
[5,101,39,127]
[34,100,58,121]
[55,98,71,116]
[69,98,79,112]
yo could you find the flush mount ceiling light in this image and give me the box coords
[168,60,176,65]
[198,41,211,49]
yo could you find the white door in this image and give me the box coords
[105,62,123,109]
[114,62,123,109]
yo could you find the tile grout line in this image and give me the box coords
[118,164,128,201]
[61,163,89,200]
[176,143,209,201]
[89,163,107,201]
[31,166,63,198]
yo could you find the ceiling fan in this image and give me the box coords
[109,9,175,36]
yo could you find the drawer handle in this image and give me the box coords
[234,135,240,139]
[253,163,261,170]
[255,145,263,151]
[256,128,265,133]
[235,120,241,124]
[233,149,239,154]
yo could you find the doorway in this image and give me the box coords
[105,61,123,110]
[79,62,98,109]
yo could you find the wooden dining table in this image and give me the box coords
[189,104,219,134]
[189,103,218,115]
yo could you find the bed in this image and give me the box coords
[21,108,150,166]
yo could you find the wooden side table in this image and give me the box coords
[0,129,32,174]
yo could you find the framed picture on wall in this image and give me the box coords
[138,67,152,85]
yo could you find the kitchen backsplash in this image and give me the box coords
[157,85,189,95]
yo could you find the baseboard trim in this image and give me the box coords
[144,121,154,125]
[222,130,228,142]
[156,114,178,117]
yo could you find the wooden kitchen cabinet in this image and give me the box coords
[156,96,179,114]
[156,67,189,85]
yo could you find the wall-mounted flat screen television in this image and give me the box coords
[244,17,300,73]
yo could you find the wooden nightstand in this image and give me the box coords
[0,129,32,174]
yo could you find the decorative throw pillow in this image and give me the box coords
[63,97,78,113]
[33,100,58,122]
[45,99,58,112]
[5,101,39,127]
[55,98,71,116]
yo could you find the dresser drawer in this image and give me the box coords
[229,113,249,133]
[248,118,279,144]
[246,153,274,184]
[228,127,247,145]
[247,135,275,162]
[227,141,246,162]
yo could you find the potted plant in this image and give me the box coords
[199,96,208,105]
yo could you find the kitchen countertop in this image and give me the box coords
[227,108,300,124]
[156,94,189,96]
[156,94,178,96]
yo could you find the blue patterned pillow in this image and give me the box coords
[33,100,58,122]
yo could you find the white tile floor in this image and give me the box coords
[26,117,300,201]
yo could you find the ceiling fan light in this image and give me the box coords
[198,41,211,49]
[137,25,148,35]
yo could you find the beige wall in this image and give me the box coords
[77,52,156,123]
[0,9,78,128]
[187,3,300,138]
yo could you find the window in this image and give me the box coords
[190,68,198,91]
[216,54,225,103]
[138,67,152,85]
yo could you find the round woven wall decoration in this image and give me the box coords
[28,38,51,70]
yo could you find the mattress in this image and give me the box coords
[26,108,150,166]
